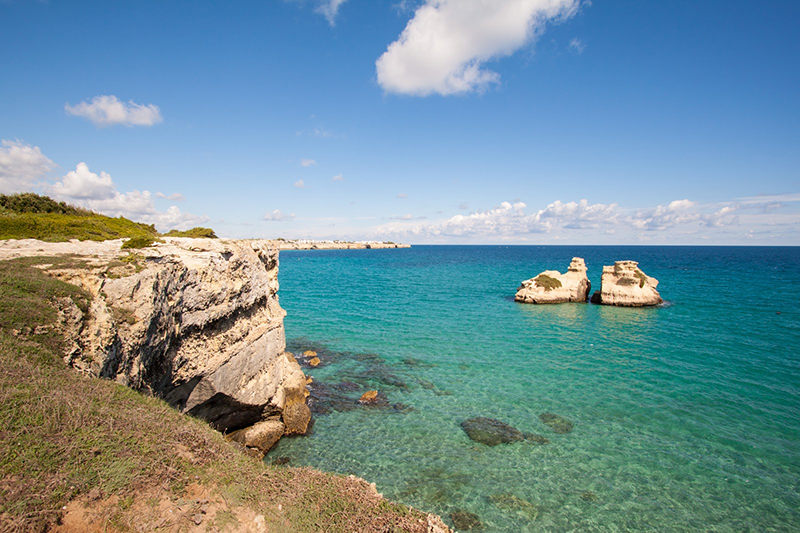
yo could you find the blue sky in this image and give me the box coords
[1,0,798,244]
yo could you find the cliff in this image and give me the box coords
[515,257,591,304]
[591,260,662,307]
[269,239,410,250]
[0,237,310,454]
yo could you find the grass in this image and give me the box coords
[0,193,222,244]
[534,274,562,291]
[163,227,218,239]
[0,258,432,532]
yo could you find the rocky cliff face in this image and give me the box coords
[515,257,591,304]
[0,237,310,454]
[591,260,662,307]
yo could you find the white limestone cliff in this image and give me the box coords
[0,237,310,455]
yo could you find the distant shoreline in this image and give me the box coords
[270,239,410,250]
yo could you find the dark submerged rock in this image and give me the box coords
[488,493,539,521]
[590,290,602,304]
[580,490,599,502]
[539,413,574,434]
[523,432,550,445]
[460,417,525,446]
[450,510,483,531]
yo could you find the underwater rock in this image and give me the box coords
[523,433,550,445]
[450,510,483,531]
[307,382,359,414]
[580,491,599,502]
[515,257,591,304]
[460,417,525,446]
[539,413,574,434]
[488,493,539,522]
[594,260,662,307]
[269,456,291,466]
[359,390,390,407]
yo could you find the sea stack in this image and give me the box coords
[591,260,662,306]
[515,257,591,304]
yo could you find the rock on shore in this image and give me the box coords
[0,237,311,455]
[592,260,662,307]
[515,257,591,304]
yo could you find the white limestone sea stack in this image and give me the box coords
[515,257,591,304]
[591,260,663,307]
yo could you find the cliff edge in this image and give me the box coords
[0,237,310,454]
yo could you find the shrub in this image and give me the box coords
[534,274,562,291]
[121,236,158,249]
[163,227,218,238]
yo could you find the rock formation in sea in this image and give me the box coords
[0,237,310,456]
[591,260,662,307]
[515,257,591,304]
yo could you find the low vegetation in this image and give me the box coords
[634,269,648,288]
[534,274,562,291]
[0,194,158,243]
[164,227,218,239]
[0,194,219,243]
[0,258,431,532]
[120,236,160,249]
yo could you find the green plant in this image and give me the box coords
[121,236,158,249]
[163,227,218,239]
[634,269,648,288]
[534,274,562,291]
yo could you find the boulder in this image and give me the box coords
[450,510,483,531]
[227,419,285,454]
[460,417,525,446]
[515,258,591,304]
[594,260,662,306]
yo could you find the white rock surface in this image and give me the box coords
[593,260,662,307]
[0,237,310,438]
[515,257,591,304]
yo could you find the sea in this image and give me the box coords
[268,245,800,531]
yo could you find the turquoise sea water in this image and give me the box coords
[269,246,800,531]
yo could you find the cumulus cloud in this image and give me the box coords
[50,163,205,230]
[294,179,306,189]
[630,199,699,231]
[300,159,316,167]
[156,192,185,201]
[376,0,580,96]
[0,139,55,194]
[50,162,115,200]
[264,209,296,221]
[316,0,349,26]
[65,95,162,127]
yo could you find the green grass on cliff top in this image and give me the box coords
[0,257,429,532]
[0,193,217,243]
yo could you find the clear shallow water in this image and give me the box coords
[270,246,800,531]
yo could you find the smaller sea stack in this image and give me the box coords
[592,260,662,307]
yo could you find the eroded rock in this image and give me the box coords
[227,419,285,455]
[515,258,591,304]
[539,413,573,434]
[594,260,662,307]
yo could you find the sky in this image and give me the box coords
[1,0,798,244]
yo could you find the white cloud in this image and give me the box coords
[264,209,296,221]
[156,192,185,201]
[300,159,316,167]
[65,95,163,127]
[332,174,344,182]
[50,163,205,230]
[397,193,408,199]
[50,162,115,200]
[0,139,55,194]
[630,199,699,231]
[376,0,580,96]
[316,0,349,26]
[568,37,585,53]
[294,179,306,189]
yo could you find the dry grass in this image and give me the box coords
[534,274,562,291]
[0,258,432,532]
